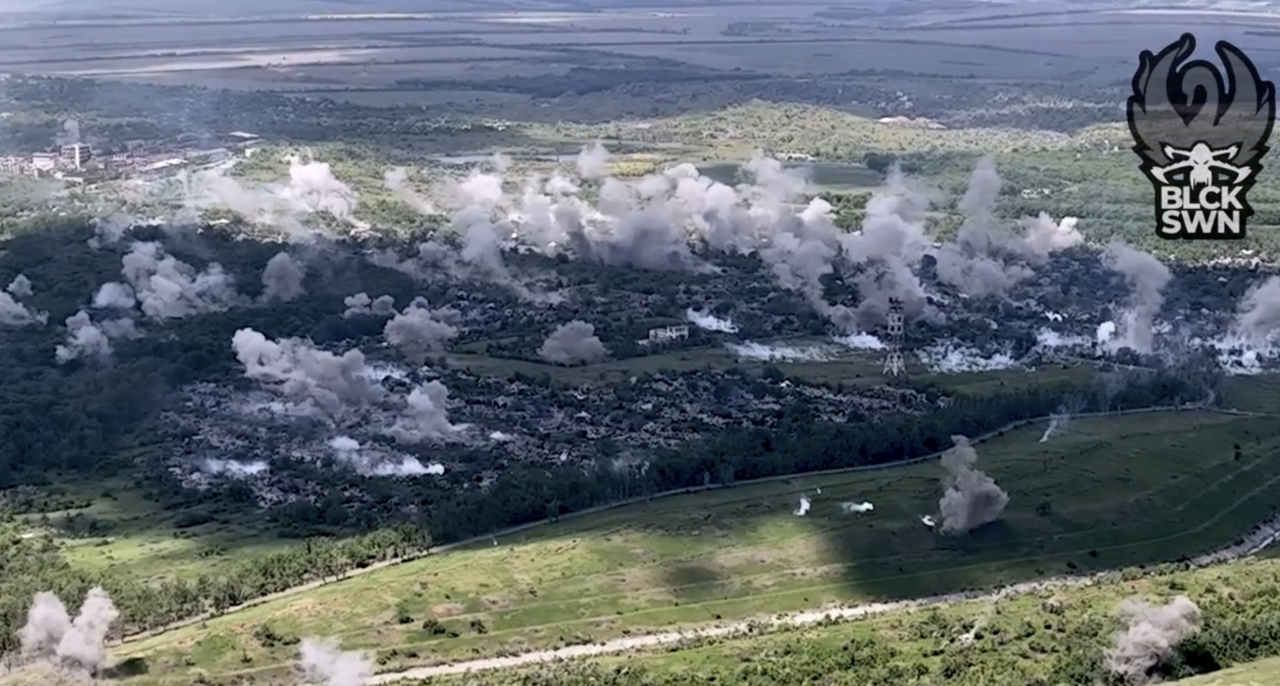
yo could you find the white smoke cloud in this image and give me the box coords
[261,251,306,303]
[6,273,33,298]
[232,328,386,415]
[1105,596,1201,685]
[298,637,373,686]
[538,320,608,365]
[937,435,1009,535]
[55,310,140,363]
[19,587,119,675]
[100,241,240,320]
[383,297,460,360]
[1102,242,1171,355]
[342,292,396,319]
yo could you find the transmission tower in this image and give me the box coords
[882,298,907,378]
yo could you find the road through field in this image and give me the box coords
[118,403,1255,646]
[368,500,1280,685]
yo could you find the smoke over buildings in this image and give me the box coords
[538,320,608,365]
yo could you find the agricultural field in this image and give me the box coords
[108,408,1280,685]
[408,555,1280,686]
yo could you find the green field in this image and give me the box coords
[1173,656,1280,686]
[416,556,1280,686]
[10,476,283,583]
[111,409,1280,685]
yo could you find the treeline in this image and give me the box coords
[0,368,1203,651]
[0,525,430,654]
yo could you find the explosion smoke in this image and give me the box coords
[937,435,1009,535]
[1233,275,1280,341]
[101,241,240,320]
[1104,596,1202,685]
[385,381,467,445]
[54,310,140,363]
[6,273,33,297]
[298,637,372,686]
[538,320,608,365]
[342,293,395,319]
[384,167,437,215]
[1102,242,1172,355]
[383,297,460,361]
[261,251,306,303]
[232,328,386,415]
[18,587,119,674]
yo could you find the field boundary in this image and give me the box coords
[116,402,1247,645]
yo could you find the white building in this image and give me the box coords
[59,143,92,170]
[647,325,690,343]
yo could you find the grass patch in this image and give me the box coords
[112,409,1280,684]
[14,478,289,583]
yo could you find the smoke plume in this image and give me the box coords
[298,637,372,686]
[1102,242,1172,355]
[937,435,1009,535]
[100,241,240,320]
[261,251,306,303]
[383,297,460,361]
[385,381,467,445]
[6,273,33,298]
[279,155,361,225]
[55,310,140,363]
[18,588,119,674]
[1104,596,1202,685]
[385,167,437,215]
[232,328,386,415]
[576,141,611,179]
[1233,275,1280,341]
[538,320,608,365]
[342,293,395,319]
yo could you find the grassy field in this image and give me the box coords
[1173,655,1280,686]
[414,555,1280,686]
[110,409,1280,684]
[13,477,286,583]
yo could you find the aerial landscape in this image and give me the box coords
[8,0,1280,685]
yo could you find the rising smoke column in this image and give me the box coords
[103,241,240,320]
[933,157,1034,298]
[937,435,1009,535]
[538,320,608,365]
[298,637,373,686]
[1105,596,1201,685]
[385,381,467,445]
[1232,275,1280,342]
[280,154,361,224]
[843,170,932,325]
[384,167,437,215]
[18,588,119,674]
[383,297,460,361]
[1101,242,1172,355]
[6,273,33,298]
[261,251,306,303]
[232,328,386,415]
[54,310,140,363]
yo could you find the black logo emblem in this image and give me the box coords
[1127,33,1275,240]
